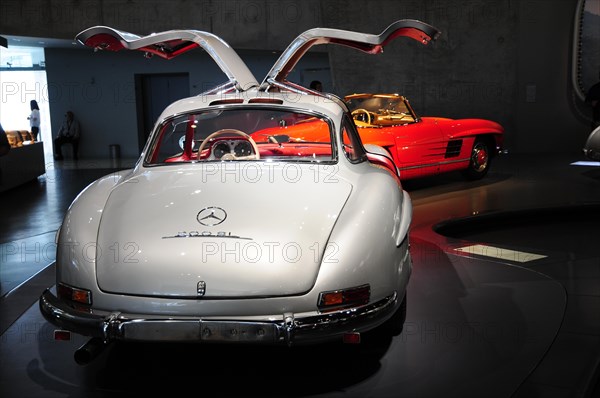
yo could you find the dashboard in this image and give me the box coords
[208,138,256,160]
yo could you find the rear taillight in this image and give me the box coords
[57,283,92,305]
[318,284,370,311]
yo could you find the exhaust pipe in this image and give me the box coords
[74,337,107,365]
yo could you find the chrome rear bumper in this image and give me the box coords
[39,289,399,345]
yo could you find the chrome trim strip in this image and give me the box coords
[397,157,470,171]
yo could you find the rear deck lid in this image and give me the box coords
[95,164,351,299]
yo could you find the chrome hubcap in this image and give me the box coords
[471,143,488,172]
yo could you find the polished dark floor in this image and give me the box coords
[1,153,599,397]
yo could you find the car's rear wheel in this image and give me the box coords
[462,138,491,180]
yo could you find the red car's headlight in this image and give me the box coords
[318,284,370,311]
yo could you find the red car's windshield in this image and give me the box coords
[345,94,417,126]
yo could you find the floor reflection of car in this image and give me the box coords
[344,93,505,180]
[583,125,600,161]
[39,20,441,364]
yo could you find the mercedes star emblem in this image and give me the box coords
[197,207,227,226]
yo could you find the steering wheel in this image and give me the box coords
[197,129,260,160]
[351,109,374,125]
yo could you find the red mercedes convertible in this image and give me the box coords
[345,93,505,180]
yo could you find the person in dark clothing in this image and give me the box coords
[310,80,323,92]
[53,111,81,160]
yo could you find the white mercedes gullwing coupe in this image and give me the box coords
[39,20,440,364]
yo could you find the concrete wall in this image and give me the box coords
[0,0,593,155]
[0,0,330,50]
[324,0,590,155]
[327,1,518,151]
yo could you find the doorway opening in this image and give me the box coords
[135,73,190,153]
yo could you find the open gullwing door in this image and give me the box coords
[75,26,259,93]
[260,19,440,92]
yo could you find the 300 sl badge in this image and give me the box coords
[162,231,252,240]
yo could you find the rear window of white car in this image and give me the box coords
[145,108,334,165]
